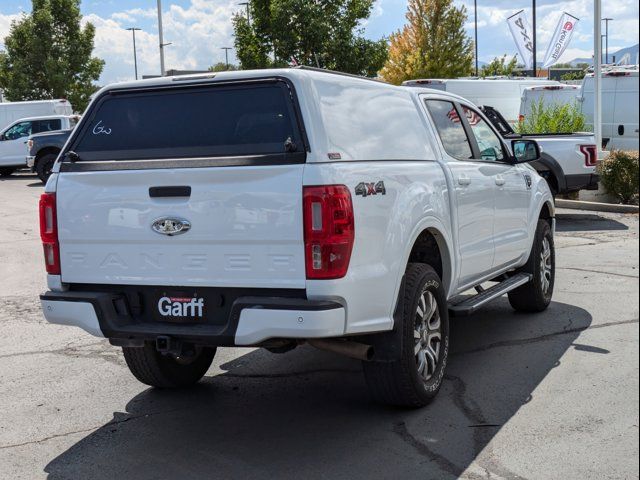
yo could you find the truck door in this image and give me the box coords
[423,99,495,287]
[0,120,32,166]
[460,105,531,269]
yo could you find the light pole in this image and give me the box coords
[602,18,613,64]
[532,0,537,76]
[474,0,478,76]
[126,27,141,80]
[238,2,250,23]
[594,0,602,153]
[221,47,232,69]
[156,0,173,76]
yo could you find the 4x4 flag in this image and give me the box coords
[507,10,534,70]
[542,13,580,68]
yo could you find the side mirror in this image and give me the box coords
[511,139,540,163]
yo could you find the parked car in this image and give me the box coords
[0,99,73,131]
[0,115,78,177]
[519,84,582,123]
[403,78,561,124]
[481,106,598,195]
[39,68,555,407]
[27,129,73,183]
[580,66,639,150]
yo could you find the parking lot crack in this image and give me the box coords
[557,267,639,279]
[0,408,183,450]
[454,318,639,356]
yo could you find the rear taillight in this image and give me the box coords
[303,185,354,280]
[579,145,597,167]
[39,193,60,274]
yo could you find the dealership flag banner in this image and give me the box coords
[507,10,534,70]
[542,13,579,68]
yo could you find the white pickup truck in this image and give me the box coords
[0,115,78,177]
[39,68,555,407]
[480,106,598,195]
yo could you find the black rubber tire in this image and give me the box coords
[0,167,16,177]
[122,342,216,388]
[36,153,57,184]
[363,263,449,407]
[508,219,555,312]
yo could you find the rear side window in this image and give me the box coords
[425,100,473,160]
[72,82,303,161]
[32,119,62,134]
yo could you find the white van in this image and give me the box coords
[0,99,73,131]
[519,85,582,123]
[403,78,561,124]
[580,67,639,150]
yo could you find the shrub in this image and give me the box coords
[516,99,588,134]
[598,150,639,205]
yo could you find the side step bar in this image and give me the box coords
[448,273,533,316]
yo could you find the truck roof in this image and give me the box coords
[9,114,78,123]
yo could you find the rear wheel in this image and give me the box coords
[36,153,57,184]
[122,342,216,388]
[363,263,449,407]
[0,167,16,177]
[508,219,555,312]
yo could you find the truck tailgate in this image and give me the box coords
[56,165,305,288]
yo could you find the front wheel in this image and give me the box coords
[508,219,555,312]
[363,263,449,407]
[122,342,216,388]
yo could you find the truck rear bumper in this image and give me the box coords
[40,289,345,346]
[565,173,600,192]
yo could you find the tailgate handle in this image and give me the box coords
[149,186,191,198]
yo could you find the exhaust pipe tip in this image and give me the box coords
[308,338,374,361]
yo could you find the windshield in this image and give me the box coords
[71,82,303,161]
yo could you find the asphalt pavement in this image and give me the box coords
[0,172,638,480]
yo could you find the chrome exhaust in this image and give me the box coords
[308,339,374,361]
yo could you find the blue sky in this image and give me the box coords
[1,0,638,84]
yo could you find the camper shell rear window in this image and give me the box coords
[68,80,306,163]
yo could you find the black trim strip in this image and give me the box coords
[60,76,310,170]
[149,186,191,198]
[59,152,306,172]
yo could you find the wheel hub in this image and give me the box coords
[540,237,552,295]
[414,289,441,382]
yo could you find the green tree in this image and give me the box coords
[0,0,104,113]
[480,55,518,77]
[232,0,387,77]
[380,0,473,85]
[209,62,239,72]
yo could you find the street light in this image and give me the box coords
[126,27,141,80]
[238,2,250,23]
[473,0,478,76]
[221,47,232,69]
[602,18,613,64]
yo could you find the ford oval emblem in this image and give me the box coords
[151,217,191,236]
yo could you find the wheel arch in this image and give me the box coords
[35,147,62,165]
[397,218,455,302]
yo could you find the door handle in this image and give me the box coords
[495,175,506,186]
[458,175,471,186]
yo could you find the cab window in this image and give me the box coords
[425,100,473,160]
[461,106,505,162]
[2,121,32,141]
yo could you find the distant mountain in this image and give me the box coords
[568,43,639,66]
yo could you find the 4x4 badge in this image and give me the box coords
[355,181,386,197]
